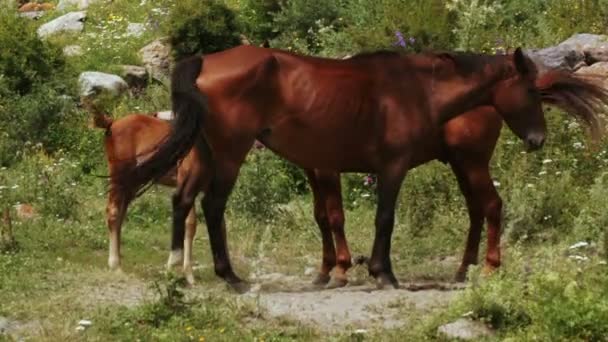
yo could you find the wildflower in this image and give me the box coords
[394,31,406,48]
[199,337,205,342]
[538,170,547,176]
[492,180,501,187]
[186,326,193,331]
[542,159,553,164]
[569,241,589,249]
[219,327,225,333]
[572,142,584,149]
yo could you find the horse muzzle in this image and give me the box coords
[525,133,545,151]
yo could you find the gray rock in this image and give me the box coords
[126,23,145,38]
[139,38,172,83]
[37,11,86,39]
[63,45,83,57]
[57,0,97,11]
[0,316,10,334]
[527,33,608,72]
[437,318,494,340]
[78,71,128,98]
[120,65,148,89]
[575,62,608,87]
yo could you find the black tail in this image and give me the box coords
[129,55,208,197]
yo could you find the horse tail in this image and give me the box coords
[81,97,114,132]
[129,54,207,197]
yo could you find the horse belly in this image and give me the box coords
[261,125,374,172]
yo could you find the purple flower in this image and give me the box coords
[394,31,406,48]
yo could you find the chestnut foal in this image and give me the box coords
[85,100,201,284]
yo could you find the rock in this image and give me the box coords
[575,62,608,87]
[154,111,174,121]
[437,319,494,340]
[0,316,10,334]
[19,10,44,19]
[37,11,86,39]
[18,2,54,11]
[126,23,145,38]
[14,203,36,220]
[139,38,172,83]
[120,65,148,89]
[63,45,83,57]
[56,0,97,11]
[527,33,608,72]
[78,71,128,98]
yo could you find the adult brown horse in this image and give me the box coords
[126,45,599,291]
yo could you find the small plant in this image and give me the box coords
[0,208,19,253]
[138,273,193,327]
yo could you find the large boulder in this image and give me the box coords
[527,34,608,72]
[78,71,128,98]
[139,39,172,83]
[37,11,86,39]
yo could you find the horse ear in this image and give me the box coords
[513,47,530,75]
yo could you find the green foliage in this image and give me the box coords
[229,150,307,220]
[166,0,242,59]
[270,0,343,54]
[318,0,454,57]
[0,11,66,95]
[459,247,608,340]
[238,0,281,45]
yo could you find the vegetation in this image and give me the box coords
[1,0,608,340]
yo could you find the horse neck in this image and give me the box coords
[425,57,511,126]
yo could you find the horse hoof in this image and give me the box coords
[375,272,399,290]
[312,273,331,286]
[229,281,251,294]
[454,271,467,283]
[326,276,348,289]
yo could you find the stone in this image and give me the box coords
[78,71,128,98]
[56,0,97,11]
[126,23,145,38]
[437,318,494,340]
[120,65,148,89]
[0,316,10,334]
[37,11,86,39]
[527,33,608,72]
[575,62,608,87]
[139,38,172,83]
[63,45,83,57]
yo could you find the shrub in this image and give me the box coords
[0,11,66,95]
[166,0,242,59]
[318,0,454,57]
[238,0,281,45]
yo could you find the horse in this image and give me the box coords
[125,45,604,291]
[83,99,202,284]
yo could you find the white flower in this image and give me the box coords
[493,180,501,187]
[569,241,589,249]
[573,142,584,149]
[538,171,547,176]
[542,159,553,164]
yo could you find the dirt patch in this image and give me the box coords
[242,277,464,331]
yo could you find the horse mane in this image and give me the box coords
[536,70,608,140]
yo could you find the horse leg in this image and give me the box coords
[368,163,408,289]
[450,162,483,282]
[106,183,130,271]
[167,174,200,270]
[321,172,351,289]
[202,158,249,293]
[183,205,197,285]
[306,170,336,286]
[452,160,502,281]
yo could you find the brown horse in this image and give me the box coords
[127,45,603,291]
[84,100,202,284]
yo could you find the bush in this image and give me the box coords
[318,0,454,57]
[0,11,77,166]
[238,0,281,45]
[0,11,66,95]
[166,0,242,59]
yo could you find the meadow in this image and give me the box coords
[1,0,608,340]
